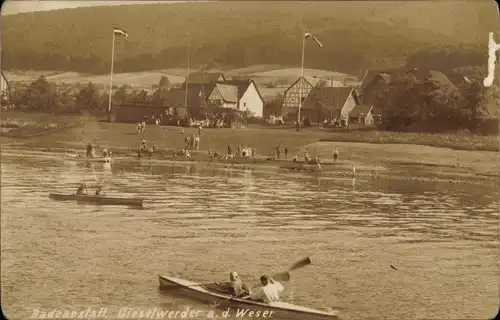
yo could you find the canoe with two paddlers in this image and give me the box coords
[49,193,144,207]
[158,276,340,320]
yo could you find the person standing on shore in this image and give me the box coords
[276,145,281,159]
[228,143,232,155]
[333,148,339,164]
[284,145,288,159]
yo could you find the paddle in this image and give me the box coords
[212,256,312,308]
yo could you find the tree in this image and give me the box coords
[24,75,59,112]
[151,77,170,106]
[76,82,102,113]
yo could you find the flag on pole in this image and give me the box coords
[305,31,323,48]
[113,28,128,38]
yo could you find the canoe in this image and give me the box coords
[158,276,340,320]
[49,193,144,207]
[65,153,111,163]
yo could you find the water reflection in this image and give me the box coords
[1,153,498,320]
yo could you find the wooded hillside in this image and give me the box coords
[1,1,496,77]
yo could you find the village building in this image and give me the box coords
[1,71,9,103]
[206,79,264,118]
[300,86,360,125]
[348,104,382,127]
[181,72,225,88]
[281,76,344,121]
[358,67,458,106]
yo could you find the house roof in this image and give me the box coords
[359,67,457,94]
[214,83,239,103]
[350,104,373,117]
[302,86,356,110]
[184,72,225,85]
[285,76,345,94]
[216,79,251,98]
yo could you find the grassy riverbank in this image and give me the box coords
[0,112,87,138]
[1,112,497,151]
[1,116,497,178]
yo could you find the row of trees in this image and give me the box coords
[2,76,176,115]
[374,75,498,134]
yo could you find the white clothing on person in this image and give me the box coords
[250,280,284,303]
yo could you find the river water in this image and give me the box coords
[1,151,498,320]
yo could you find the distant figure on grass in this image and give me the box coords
[198,125,202,136]
[284,145,288,159]
[194,135,200,151]
[333,148,339,164]
[148,144,156,159]
[86,143,96,158]
[304,150,310,164]
[76,183,87,195]
[102,148,110,158]
[250,275,284,303]
[228,143,232,155]
[292,154,298,162]
[276,145,281,159]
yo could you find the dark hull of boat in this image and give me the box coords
[49,193,143,207]
[65,154,111,163]
[158,276,340,320]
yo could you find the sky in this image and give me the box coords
[0,1,188,15]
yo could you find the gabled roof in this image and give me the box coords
[216,79,251,98]
[350,104,373,117]
[358,68,398,93]
[213,83,239,103]
[302,86,356,110]
[359,67,457,94]
[284,76,344,94]
[183,72,225,86]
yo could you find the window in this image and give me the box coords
[244,102,247,107]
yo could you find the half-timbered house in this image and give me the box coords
[301,86,360,124]
[281,76,344,121]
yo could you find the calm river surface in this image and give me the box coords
[1,151,498,320]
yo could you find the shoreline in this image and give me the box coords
[3,144,499,186]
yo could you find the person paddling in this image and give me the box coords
[250,275,284,303]
[95,186,105,196]
[228,272,251,298]
[76,183,87,195]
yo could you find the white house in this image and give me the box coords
[1,71,9,96]
[238,80,264,118]
[206,79,264,118]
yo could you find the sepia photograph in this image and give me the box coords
[0,0,499,319]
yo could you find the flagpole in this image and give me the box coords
[297,29,306,132]
[108,31,116,122]
[185,42,190,108]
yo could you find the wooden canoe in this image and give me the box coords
[158,276,340,320]
[49,193,144,207]
[65,153,112,163]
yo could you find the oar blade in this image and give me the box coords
[288,257,311,271]
[271,271,291,282]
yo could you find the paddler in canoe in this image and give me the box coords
[75,183,87,195]
[216,272,284,304]
[249,275,284,303]
[95,186,106,196]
